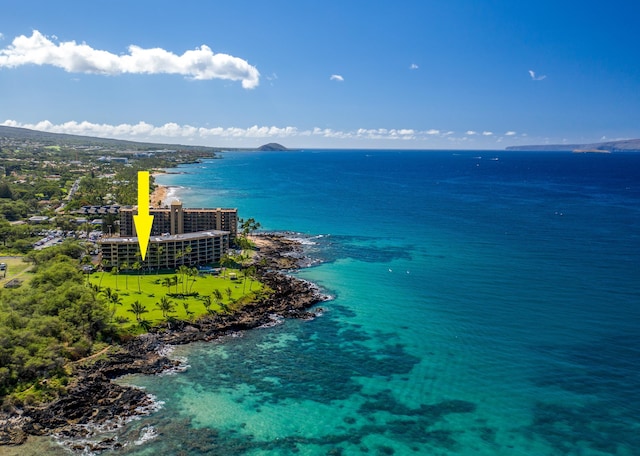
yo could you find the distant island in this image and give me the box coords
[506,138,640,153]
[257,143,288,151]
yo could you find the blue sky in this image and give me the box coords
[1,0,639,149]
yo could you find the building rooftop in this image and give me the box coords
[99,230,230,244]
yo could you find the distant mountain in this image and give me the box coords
[257,143,288,151]
[506,138,640,152]
[0,125,226,152]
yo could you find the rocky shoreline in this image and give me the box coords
[0,234,327,451]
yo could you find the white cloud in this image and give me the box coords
[504,131,516,136]
[2,119,523,147]
[0,33,4,40]
[0,30,260,88]
[330,74,344,82]
[409,63,418,70]
[528,69,546,81]
[466,130,477,135]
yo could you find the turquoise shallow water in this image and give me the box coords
[16,151,640,455]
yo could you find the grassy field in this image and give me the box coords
[0,256,33,286]
[89,269,264,331]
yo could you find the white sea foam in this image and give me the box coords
[286,233,329,246]
[134,425,158,445]
[258,313,285,328]
[156,344,175,357]
[52,393,163,454]
[157,359,190,376]
[156,344,190,375]
[163,185,186,205]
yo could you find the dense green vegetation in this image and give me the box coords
[0,243,111,403]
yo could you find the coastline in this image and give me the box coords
[0,234,328,452]
[150,183,168,207]
[150,183,182,207]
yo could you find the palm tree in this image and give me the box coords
[127,300,149,322]
[212,288,223,303]
[244,265,257,293]
[220,254,234,278]
[132,261,142,293]
[98,259,109,289]
[177,265,190,294]
[138,319,153,331]
[81,254,93,285]
[225,286,232,301]
[121,262,129,290]
[245,266,257,291]
[202,294,212,311]
[109,292,123,321]
[111,265,120,290]
[155,295,175,319]
[182,302,194,320]
[187,267,198,293]
[156,245,164,272]
[185,245,193,266]
[162,277,172,293]
[101,286,115,304]
[219,301,231,314]
[175,249,184,267]
[239,217,261,237]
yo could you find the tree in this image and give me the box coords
[202,295,213,315]
[245,265,257,292]
[187,267,198,293]
[220,254,234,278]
[175,249,184,267]
[111,265,120,290]
[98,259,109,289]
[120,262,129,290]
[156,245,164,272]
[138,319,153,331]
[155,295,175,319]
[182,302,194,320]
[0,181,13,199]
[184,245,193,266]
[132,261,142,293]
[162,277,172,293]
[219,301,231,314]
[177,265,190,294]
[0,216,11,246]
[100,287,115,305]
[127,300,148,322]
[239,217,261,237]
[225,286,232,301]
[108,292,123,321]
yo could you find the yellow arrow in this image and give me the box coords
[133,171,154,260]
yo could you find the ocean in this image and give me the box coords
[16,150,640,455]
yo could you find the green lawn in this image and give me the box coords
[89,269,264,331]
[0,256,33,286]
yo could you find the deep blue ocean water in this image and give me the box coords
[17,151,640,455]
